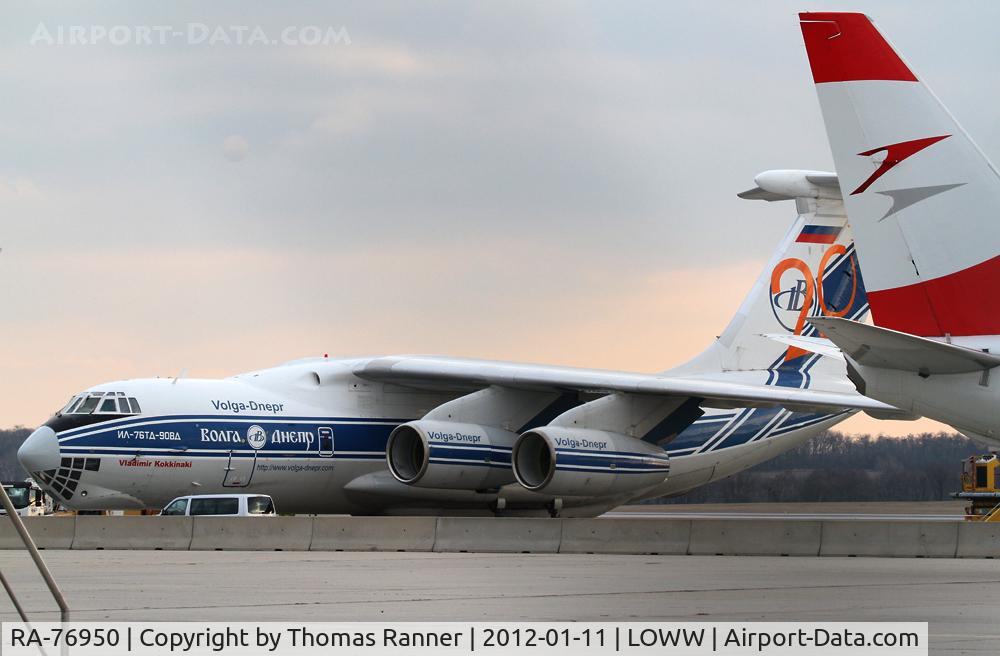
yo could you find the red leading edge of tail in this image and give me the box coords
[799,12,916,84]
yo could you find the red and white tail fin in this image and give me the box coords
[800,12,1000,337]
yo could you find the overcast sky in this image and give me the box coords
[3,1,994,433]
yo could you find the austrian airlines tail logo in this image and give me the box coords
[851,135,965,219]
[850,135,950,195]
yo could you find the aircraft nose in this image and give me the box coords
[18,426,60,473]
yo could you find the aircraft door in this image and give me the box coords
[223,424,267,487]
[318,426,334,458]
[223,450,258,487]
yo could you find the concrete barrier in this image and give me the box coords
[956,521,1000,558]
[434,517,562,553]
[689,519,822,556]
[0,516,75,549]
[311,517,436,552]
[819,520,959,558]
[560,518,690,555]
[0,515,997,557]
[72,516,193,550]
[190,517,314,551]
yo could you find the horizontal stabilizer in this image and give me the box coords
[737,187,790,202]
[810,317,1000,375]
[762,333,844,361]
[738,170,840,202]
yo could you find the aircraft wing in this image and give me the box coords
[354,355,905,414]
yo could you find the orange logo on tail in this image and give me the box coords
[770,245,858,361]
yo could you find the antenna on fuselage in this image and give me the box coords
[172,368,188,385]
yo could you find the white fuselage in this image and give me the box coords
[21,357,851,517]
[848,335,1000,448]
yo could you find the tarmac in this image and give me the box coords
[0,503,992,655]
[0,550,994,654]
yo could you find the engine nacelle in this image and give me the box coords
[386,420,517,490]
[512,426,670,497]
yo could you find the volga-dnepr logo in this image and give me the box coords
[246,425,268,450]
[769,242,859,361]
[769,257,819,337]
[770,276,817,333]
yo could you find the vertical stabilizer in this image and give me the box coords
[800,12,1000,337]
[673,170,868,386]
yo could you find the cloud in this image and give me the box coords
[222,134,249,161]
[0,177,42,202]
[290,44,435,77]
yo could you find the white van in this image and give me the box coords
[159,494,276,517]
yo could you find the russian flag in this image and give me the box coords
[796,225,841,244]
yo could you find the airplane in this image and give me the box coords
[796,12,1000,448]
[16,175,898,516]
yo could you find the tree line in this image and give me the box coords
[657,430,982,504]
[0,428,31,481]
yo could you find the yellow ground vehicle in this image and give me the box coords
[955,454,1000,521]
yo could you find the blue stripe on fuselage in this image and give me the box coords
[54,403,847,464]
[58,416,401,456]
[54,413,410,440]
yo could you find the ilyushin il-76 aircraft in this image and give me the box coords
[18,179,903,516]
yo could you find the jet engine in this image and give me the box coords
[512,426,670,497]
[386,420,517,490]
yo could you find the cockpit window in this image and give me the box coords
[62,392,142,416]
[75,396,101,414]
